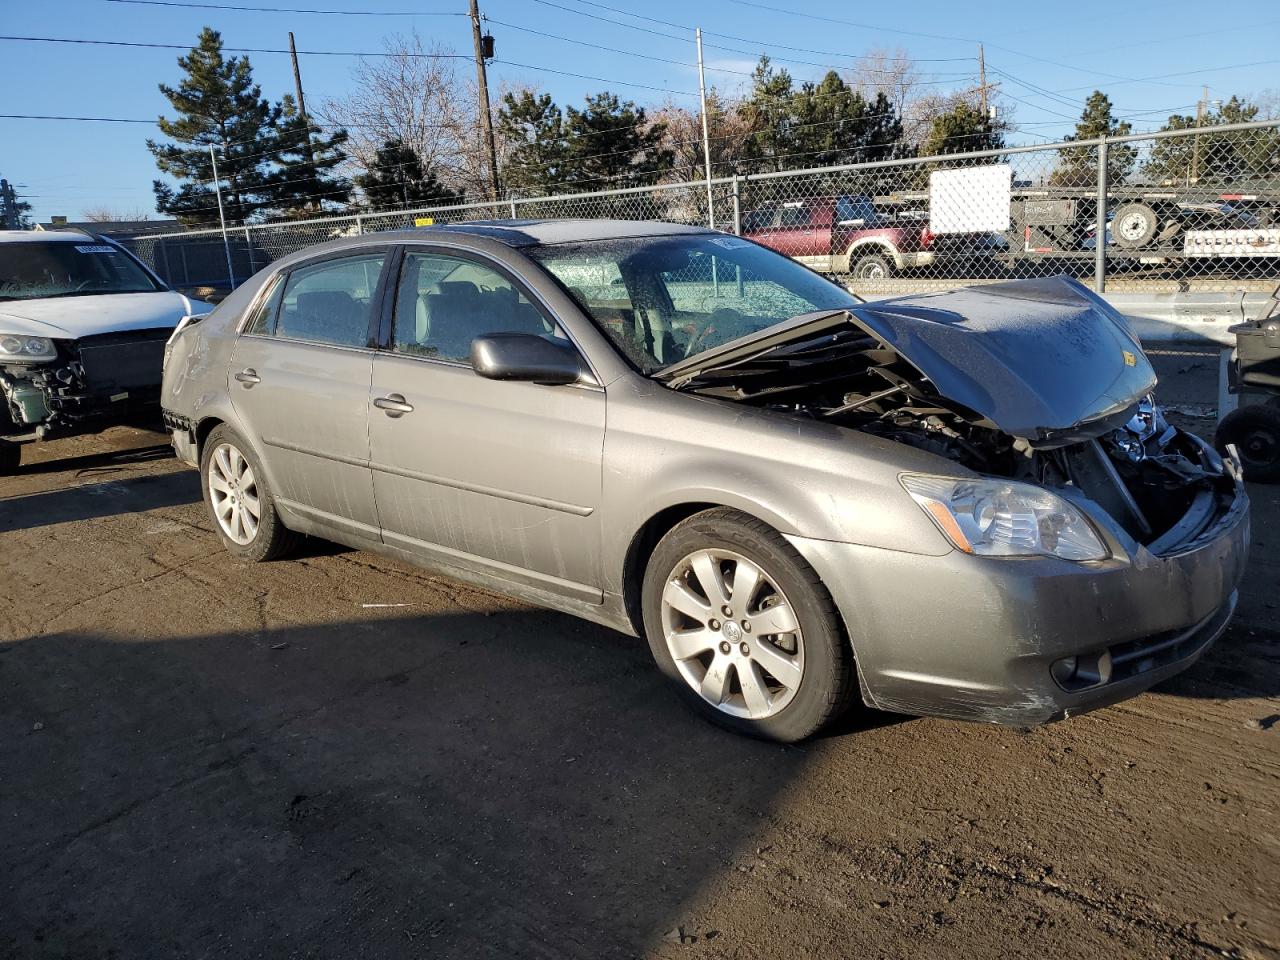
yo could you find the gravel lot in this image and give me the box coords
[2,352,1277,959]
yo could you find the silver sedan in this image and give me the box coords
[161,220,1248,741]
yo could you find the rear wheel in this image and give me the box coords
[1113,202,1160,249]
[642,508,854,742]
[200,424,299,560]
[1216,404,1280,483]
[0,440,19,476]
[850,251,894,280]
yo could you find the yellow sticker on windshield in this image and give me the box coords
[1122,350,1136,367]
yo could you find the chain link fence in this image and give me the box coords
[120,119,1280,299]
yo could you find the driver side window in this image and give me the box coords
[392,252,559,363]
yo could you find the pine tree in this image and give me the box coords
[497,91,569,195]
[1051,91,1135,187]
[1143,96,1278,185]
[737,56,798,173]
[265,94,352,216]
[919,102,1005,159]
[0,177,33,230]
[562,93,671,188]
[355,139,462,210]
[147,27,281,226]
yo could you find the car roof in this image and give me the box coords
[414,218,716,247]
[0,230,102,243]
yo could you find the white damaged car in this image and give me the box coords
[0,230,212,473]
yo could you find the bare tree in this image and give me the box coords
[850,47,921,118]
[319,31,491,201]
[653,90,754,180]
[81,206,155,223]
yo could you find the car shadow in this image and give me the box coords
[1,611,812,959]
[15,441,175,478]
[0,470,200,532]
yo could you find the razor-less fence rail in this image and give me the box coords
[120,119,1280,299]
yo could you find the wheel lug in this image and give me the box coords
[709,618,720,630]
[741,620,751,632]
[739,642,750,656]
[721,604,733,617]
[719,641,731,655]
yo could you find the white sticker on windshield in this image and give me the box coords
[708,236,751,249]
[74,245,118,254]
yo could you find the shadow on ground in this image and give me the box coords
[0,470,200,532]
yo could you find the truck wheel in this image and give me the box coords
[850,252,894,280]
[1113,202,1160,249]
[0,441,19,476]
[1216,405,1280,483]
[642,507,855,742]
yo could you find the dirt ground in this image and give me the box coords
[2,352,1277,960]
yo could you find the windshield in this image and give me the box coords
[529,234,858,373]
[0,241,163,301]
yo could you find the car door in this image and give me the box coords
[228,250,389,540]
[767,200,834,271]
[368,247,605,602]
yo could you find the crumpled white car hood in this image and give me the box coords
[0,291,214,340]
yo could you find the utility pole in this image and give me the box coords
[1190,85,1208,183]
[208,145,236,290]
[695,27,715,229]
[978,43,987,119]
[288,30,318,207]
[469,0,501,202]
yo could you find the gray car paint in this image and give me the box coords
[161,221,1248,726]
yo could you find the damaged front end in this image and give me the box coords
[1,329,173,443]
[659,276,1243,557]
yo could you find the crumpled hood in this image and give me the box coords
[0,291,212,340]
[851,276,1157,443]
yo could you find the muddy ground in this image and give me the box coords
[1,351,1277,959]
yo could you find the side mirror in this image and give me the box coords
[470,333,586,386]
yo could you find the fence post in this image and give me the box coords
[731,176,742,236]
[354,214,363,236]
[244,225,256,276]
[510,196,518,218]
[1094,137,1108,293]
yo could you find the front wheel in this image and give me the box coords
[200,424,300,560]
[642,508,854,741]
[1216,404,1280,483]
[850,251,894,281]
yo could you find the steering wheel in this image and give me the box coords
[683,307,744,357]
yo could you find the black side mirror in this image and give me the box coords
[470,333,586,386]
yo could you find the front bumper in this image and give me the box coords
[788,481,1250,727]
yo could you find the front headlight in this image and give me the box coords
[901,474,1107,561]
[0,334,57,363]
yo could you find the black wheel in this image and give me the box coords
[1216,404,1280,483]
[199,424,300,560]
[641,507,855,742]
[850,251,894,280]
[1112,202,1160,249]
[0,440,19,476]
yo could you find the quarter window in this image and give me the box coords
[275,254,386,348]
[392,252,559,363]
[243,274,284,336]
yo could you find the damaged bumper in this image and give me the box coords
[787,470,1250,727]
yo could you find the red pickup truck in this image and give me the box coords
[741,194,935,280]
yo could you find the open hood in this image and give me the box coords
[0,291,209,340]
[659,276,1156,443]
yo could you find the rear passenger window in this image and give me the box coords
[243,274,284,336]
[392,252,558,363]
[276,255,386,348]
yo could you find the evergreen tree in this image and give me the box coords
[1143,96,1278,184]
[1051,91,1135,187]
[562,92,672,187]
[497,91,569,195]
[919,102,1005,159]
[0,176,33,230]
[147,27,280,226]
[265,94,351,216]
[355,139,462,210]
[737,56,799,172]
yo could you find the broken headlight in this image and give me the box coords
[901,475,1107,561]
[0,334,57,363]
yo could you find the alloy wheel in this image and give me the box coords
[660,548,805,720]
[208,442,261,546]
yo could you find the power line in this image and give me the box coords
[0,34,471,58]
[105,0,465,15]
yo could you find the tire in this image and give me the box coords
[850,251,894,280]
[0,440,19,476]
[200,424,300,560]
[1215,404,1280,483]
[641,507,855,742]
[1112,202,1160,249]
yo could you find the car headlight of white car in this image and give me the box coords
[901,474,1108,561]
[0,334,58,363]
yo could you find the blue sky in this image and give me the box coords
[3,0,1277,222]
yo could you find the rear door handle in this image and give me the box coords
[234,368,261,386]
[374,393,414,417]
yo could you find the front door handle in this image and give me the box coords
[234,368,261,386]
[374,393,414,417]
